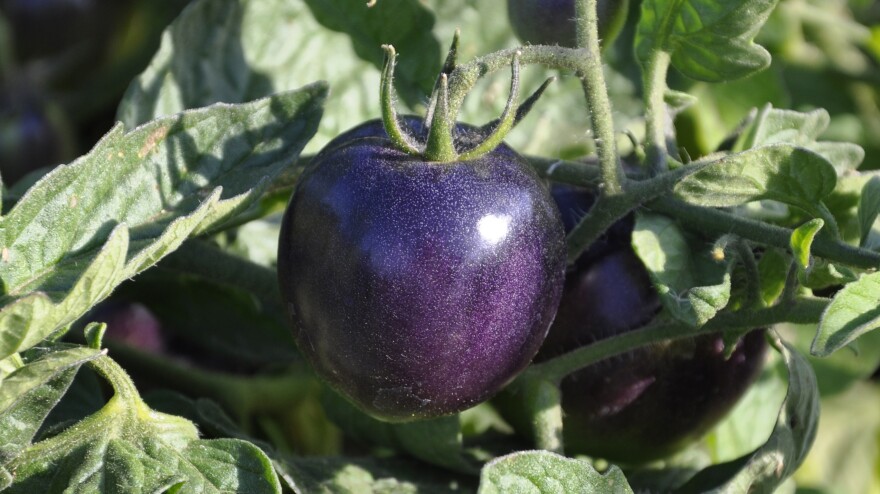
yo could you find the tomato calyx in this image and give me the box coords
[380,34,554,163]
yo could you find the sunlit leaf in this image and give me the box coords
[0,346,100,464]
[0,86,325,360]
[119,0,438,152]
[636,0,779,82]
[632,213,731,327]
[5,356,281,493]
[478,450,633,494]
[812,272,880,357]
[733,106,865,173]
[674,145,837,219]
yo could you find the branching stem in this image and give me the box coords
[528,297,828,383]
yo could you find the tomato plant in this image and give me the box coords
[1,0,880,492]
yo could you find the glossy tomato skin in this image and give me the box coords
[526,185,768,462]
[507,0,629,48]
[278,135,566,421]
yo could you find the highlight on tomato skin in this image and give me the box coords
[277,119,567,422]
[506,0,629,48]
[499,184,768,463]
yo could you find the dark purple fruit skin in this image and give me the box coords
[278,134,566,422]
[506,0,629,48]
[528,185,768,462]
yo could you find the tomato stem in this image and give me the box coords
[528,297,829,383]
[529,379,565,454]
[103,339,320,421]
[650,196,880,270]
[424,31,461,126]
[527,156,880,269]
[643,49,672,174]
[445,46,585,119]
[575,0,625,196]
[87,352,147,411]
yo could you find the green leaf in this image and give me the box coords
[275,454,476,494]
[477,450,633,494]
[632,213,731,327]
[736,107,831,151]
[635,0,779,82]
[676,337,819,493]
[119,0,436,153]
[0,346,101,464]
[302,0,440,106]
[703,355,788,463]
[787,218,855,289]
[36,366,106,441]
[812,272,880,357]
[225,213,283,267]
[674,145,837,217]
[0,227,129,361]
[858,176,880,247]
[675,71,787,156]
[0,86,326,360]
[733,106,865,173]
[321,390,479,474]
[144,391,465,492]
[790,219,824,271]
[5,356,282,493]
[827,171,880,249]
[756,248,788,306]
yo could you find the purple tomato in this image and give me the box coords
[504,184,768,462]
[277,120,566,421]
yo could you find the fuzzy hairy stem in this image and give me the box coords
[576,0,624,195]
[643,50,672,174]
